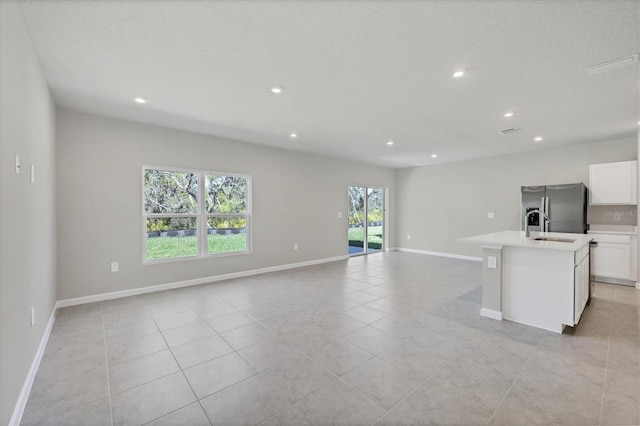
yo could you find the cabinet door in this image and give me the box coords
[592,243,631,280]
[574,263,581,324]
[574,255,589,325]
[589,161,638,205]
[581,256,589,310]
[631,236,638,282]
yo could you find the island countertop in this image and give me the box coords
[460,230,593,251]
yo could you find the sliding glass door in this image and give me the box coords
[348,186,384,255]
[366,188,384,253]
[348,186,366,255]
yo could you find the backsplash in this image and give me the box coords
[588,205,638,226]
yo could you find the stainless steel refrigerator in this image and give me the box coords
[521,183,588,234]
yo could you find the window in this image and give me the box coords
[205,175,248,254]
[143,167,250,261]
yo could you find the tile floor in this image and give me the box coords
[22,252,640,425]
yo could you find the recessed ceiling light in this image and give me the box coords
[386,140,394,146]
[133,96,147,104]
[452,70,465,78]
[431,154,438,158]
[290,133,298,139]
[270,86,283,94]
[534,136,544,142]
[504,112,514,118]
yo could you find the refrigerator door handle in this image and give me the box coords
[543,196,549,232]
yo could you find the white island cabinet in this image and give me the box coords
[460,231,593,333]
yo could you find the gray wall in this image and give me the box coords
[0,1,57,423]
[396,137,637,258]
[56,110,396,300]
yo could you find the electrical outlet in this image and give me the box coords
[293,243,298,251]
[30,307,35,327]
[110,262,119,272]
[487,212,495,219]
[406,234,411,240]
[487,256,497,269]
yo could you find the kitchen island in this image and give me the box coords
[460,231,593,333]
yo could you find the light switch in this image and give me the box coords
[487,212,495,219]
[30,164,35,183]
[337,212,342,218]
[15,155,20,174]
[487,256,497,269]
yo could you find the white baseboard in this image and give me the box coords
[9,307,56,426]
[395,247,482,262]
[57,255,349,308]
[480,308,503,320]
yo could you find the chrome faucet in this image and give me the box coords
[525,209,550,238]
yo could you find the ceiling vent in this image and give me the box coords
[589,54,639,75]
[500,128,520,136]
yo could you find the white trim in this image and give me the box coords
[636,282,640,289]
[9,307,57,426]
[395,247,482,262]
[481,308,503,320]
[57,255,349,307]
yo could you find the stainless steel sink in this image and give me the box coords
[533,237,575,243]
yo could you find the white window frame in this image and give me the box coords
[142,166,252,264]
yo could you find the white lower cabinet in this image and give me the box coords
[574,253,589,324]
[589,233,635,281]
[593,243,630,279]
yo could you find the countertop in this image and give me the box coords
[460,231,594,251]
[588,224,637,235]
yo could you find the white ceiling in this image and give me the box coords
[18,0,640,168]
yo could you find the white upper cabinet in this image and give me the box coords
[589,160,638,205]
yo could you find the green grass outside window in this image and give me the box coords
[146,234,247,259]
